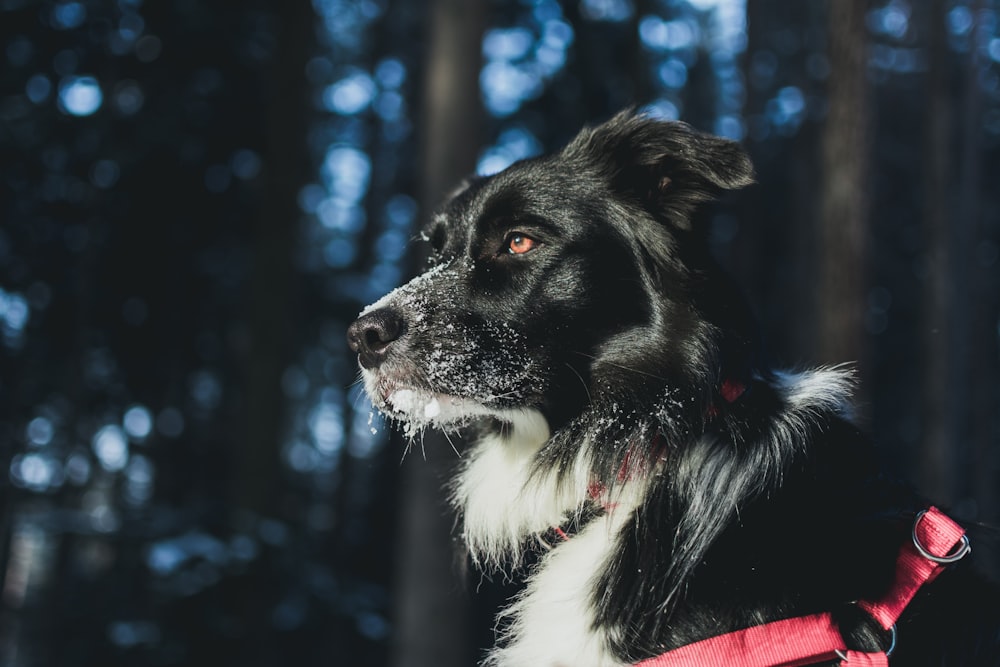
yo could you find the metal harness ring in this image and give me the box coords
[884,623,897,657]
[833,622,897,663]
[911,510,971,564]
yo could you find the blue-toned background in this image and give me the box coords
[2,0,1000,665]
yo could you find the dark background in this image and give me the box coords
[2,0,999,665]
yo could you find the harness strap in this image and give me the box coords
[857,507,969,630]
[636,613,887,667]
[636,506,968,667]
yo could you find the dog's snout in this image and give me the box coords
[347,308,406,369]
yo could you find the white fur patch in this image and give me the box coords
[772,365,855,417]
[452,412,650,666]
[451,409,572,570]
[483,509,632,667]
[375,386,512,439]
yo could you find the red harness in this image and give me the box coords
[636,506,971,667]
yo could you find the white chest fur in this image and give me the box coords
[484,512,631,667]
[451,409,637,666]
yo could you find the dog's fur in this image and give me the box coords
[348,111,1000,666]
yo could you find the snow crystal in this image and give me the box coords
[386,389,416,412]
[358,261,451,318]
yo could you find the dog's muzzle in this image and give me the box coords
[347,308,405,369]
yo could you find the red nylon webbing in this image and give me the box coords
[857,506,966,629]
[635,507,966,667]
[635,612,887,667]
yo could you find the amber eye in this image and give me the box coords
[506,233,539,255]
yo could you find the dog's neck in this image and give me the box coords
[453,367,860,569]
[451,366,916,664]
[450,408,640,571]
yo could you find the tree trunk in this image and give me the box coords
[817,0,870,372]
[238,6,313,516]
[957,0,999,576]
[391,1,487,666]
[917,0,957,505]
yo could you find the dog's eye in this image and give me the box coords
[506,233,539,255]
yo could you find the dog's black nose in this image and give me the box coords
[347,308,406,369]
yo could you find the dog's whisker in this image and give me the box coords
[349,390,369,413]
[442,429,462,458]
[398,437,413,466]
[563,362,592,403]
[572,351,669,381]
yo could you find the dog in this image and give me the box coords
[348,110,1000,666]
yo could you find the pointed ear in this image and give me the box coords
[568,110,755,229]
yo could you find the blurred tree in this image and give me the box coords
[960,2,1000,569]
[240,0,313,525]
[741,0,826,364]
[817,0,870,370]
[391,1,487,666]
[918,0,958,507]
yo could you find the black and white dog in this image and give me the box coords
[348,111,1000,666]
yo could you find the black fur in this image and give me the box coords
[349,110,1000,665]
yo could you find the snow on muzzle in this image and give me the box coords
[348,261,544,434]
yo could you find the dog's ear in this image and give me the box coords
[568,110,755,229]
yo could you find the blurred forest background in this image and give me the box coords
[2,0,1000,665]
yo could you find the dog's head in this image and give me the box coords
[348,111,756,452]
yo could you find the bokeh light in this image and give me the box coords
[92,425,129,472]
[58,75,103,116]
